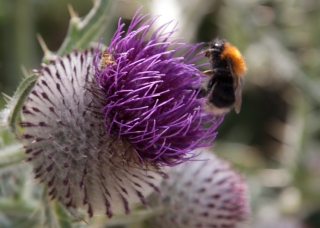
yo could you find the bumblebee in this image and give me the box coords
[198,38,247,115]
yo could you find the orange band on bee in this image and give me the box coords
[220,42,246,77]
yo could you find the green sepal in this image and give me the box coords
[5,74,39,135]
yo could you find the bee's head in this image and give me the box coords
[211,38,226,51]
[203,38,226,56]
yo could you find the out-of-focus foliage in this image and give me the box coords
[0,0,320,227]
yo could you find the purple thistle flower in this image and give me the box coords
[94,11,222,166]
[149,148,250,228]
[20,11,222,217]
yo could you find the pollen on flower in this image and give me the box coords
[20,11,222,217]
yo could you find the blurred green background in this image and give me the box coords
[1,0,320,227]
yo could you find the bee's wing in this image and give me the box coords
[234,77,242,114]
[227,57,243,114]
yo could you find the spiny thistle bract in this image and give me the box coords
[149,148,250,228]
[20,12,222,217]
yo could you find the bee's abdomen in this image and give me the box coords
[209,82,235,108]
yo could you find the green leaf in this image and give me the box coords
[57,0,116,57]
[2,74,38,135]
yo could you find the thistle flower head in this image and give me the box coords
[94,12,221,166]
[20,12,221,217]
[149,148,250,228]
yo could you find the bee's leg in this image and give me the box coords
[197,49,210,56]
[202,70,214,77]
[197,48,220,57]
[196,70,214,98]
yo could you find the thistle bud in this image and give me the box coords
[150,148,250,228]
